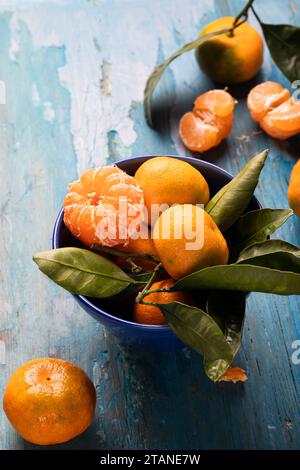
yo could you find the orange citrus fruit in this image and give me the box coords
[64,165,144,248]
[3,358,96,445]
[195,16,263,84]
[247,81,290,122]
[247,81,300,139]
[288,159,300,217]
[179,90,235,153]
[134,157,210,221]
[133,278,193,325]
[153,204,229,280]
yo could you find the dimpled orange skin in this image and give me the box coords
[3,358,96,446]
[179,90,235,153]
[247,81,300,139]
[288,159,300,217]
[134,157,210,221]
[133,279,193,325]
[153,204,229,280]
[196,16,263,84]
[64,166,144,248]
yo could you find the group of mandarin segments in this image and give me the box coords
[3,15,300,447]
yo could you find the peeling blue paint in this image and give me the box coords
[1,0,300,451]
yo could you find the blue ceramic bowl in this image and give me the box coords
[52,155,260,350]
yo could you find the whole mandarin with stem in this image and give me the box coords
[195,16,263,84]
[133,278,193,325]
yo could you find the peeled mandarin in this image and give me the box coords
[179,112,221,152]
[247,81,300,140]
[247,81,290,122]
[64,165,144,247]
[260,97,300,140]
[179,90,235,153]
[153,204,229,280]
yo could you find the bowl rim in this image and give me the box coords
[52,154,261,332]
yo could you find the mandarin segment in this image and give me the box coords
[3,358,96,445]
[247,81,300,140]
[64,165,144,248]
[179,90,235,153]
[247,81,290,122]
[195,16,263,84]
[133,279,193,325]
[261,98,300,139]
[179,111,221,153]
[153,204,229,280]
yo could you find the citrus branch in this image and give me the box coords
[91,244,160,263]
[233,0,256,27]
[135,262,162,303]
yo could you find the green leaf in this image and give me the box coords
[261,23,300,83]
[204,292,246,382]
[144,28,233,127]
[228,208,293,257]
[238,250,300,273]
[237,239,300,262]
[175,262,300,295]
[205,150,268,232]
[33,247,136,298]
[158,301,233,363]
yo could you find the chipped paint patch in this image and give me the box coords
[9,13,20,62]
[100,60,112,96]
[43,101,55,121]
[32,83,40,106]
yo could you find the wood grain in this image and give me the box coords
[1,0,300,450]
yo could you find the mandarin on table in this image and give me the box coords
[247,81,300,139]
[134,157,210,221]
[195,16,263,84]
[179,90,235,153]
[64,165,144,248]
[3,358,96,445]
[288,159,300,217]
[153,204,229,280]
[134,279,193,325]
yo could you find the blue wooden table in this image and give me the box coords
[1,0,300,450]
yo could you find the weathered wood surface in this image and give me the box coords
[1,0,300,450]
